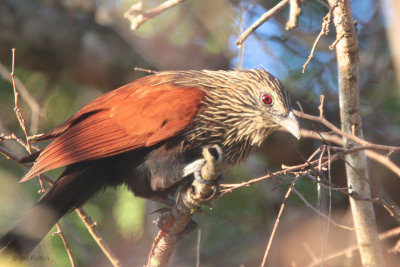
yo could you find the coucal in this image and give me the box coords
[0,69,300,257]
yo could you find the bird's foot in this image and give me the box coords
[187,144,225,186]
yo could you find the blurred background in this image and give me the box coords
[0,0,400,266]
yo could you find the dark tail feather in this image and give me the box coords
[18,151,41,164]
[0,163,107,257]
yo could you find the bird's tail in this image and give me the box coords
[0,164,106,257]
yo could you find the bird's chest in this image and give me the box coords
[183,124,255,166]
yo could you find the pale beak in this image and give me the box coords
[276,111,301,140]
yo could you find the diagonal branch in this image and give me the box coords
[236,0,290,46]
[147,146,223,267]
[124,0,187,31]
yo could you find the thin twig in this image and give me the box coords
[124,0,187,30]
[0,55,42,134]
[292,188,354,231]
[307,226,400,267]
[237,0,246,69]
[236,0,290,46]
[0,145,120,267]
[292,112,400,177]
[286,0,302,30]
[8,50,77,266]
[302,9,333,72]
[54,223,77,267]
[75,209,121,267]
[196,229,201,267]
[261,180,296,267]
[10,49,32,154]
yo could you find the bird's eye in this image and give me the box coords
[262,94,273,105]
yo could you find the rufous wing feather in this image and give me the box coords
[21,76,205,182]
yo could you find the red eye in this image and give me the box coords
[262,94,273,105]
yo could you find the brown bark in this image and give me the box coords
[327,0,386,266]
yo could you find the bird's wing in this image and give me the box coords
[21,77,205,182]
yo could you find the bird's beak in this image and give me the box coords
[276,111,301,140]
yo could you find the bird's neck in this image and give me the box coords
[183,111,269,166]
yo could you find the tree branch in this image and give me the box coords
[236,0,290,46]
[327,0,386,265]
[124,0,187,31]
[147,146,223,266]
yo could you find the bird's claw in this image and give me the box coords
[195,144,225,185]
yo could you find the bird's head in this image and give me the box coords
[156,69,300,163]
[192,69,300,146]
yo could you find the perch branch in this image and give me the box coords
[148,146,223,267]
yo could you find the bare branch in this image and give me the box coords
[236,0,290,46]
[75,209,121,267]
[293,109,400,176]
[0,140,121,267]
[0,58,42,134]
[285,0,302,30]
[307,226,400,267]
[53,223,77,267]
[261,180,296,267]
[10,49,32,154]
[148,146,223,266]
[292,188,353,230]
[124,0,187,31]
[302,8,334,72]
[327,0,385,264]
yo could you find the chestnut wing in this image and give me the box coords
[21,83,205,182]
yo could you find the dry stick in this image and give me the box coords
[0,146,121,267]
[148,146,223,267]
[75,209,121,267]
[221,137,398,195]
[308,112,400,152]
[5,49,120,266]
[237,0,246,69]
[328,0,385,265]
[54,223,77,267]
[8,48,78,266]
[10,49,32,154]
[326,147,333,263]
[124,0,187,30]
[261,180,296,267]
[317,145,325,264]
[0,133,39,152]
[236,0,290,46]
[307,226,400,267]
[196,229,201,267]
[286,0,302,30]
[302,8,333,72]
[292,111,400,177]
[36,176,76,266]
[291,188,353,231]
[220,155,334,192]
[0,56,42,134]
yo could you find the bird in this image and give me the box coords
[0,69,300,257]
